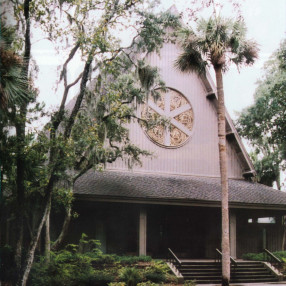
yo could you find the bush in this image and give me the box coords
[28,234,175,286]
[143,260,168,283]
[242,251,286,262]
[116,256,152,265]
[242,252,265,261]
[0,245,16,284]
[30,250,96,286]
[144,272,166,283]
[119,267,142,286]
[92,254,117,268]
[29,234,106,286]
[137,282,158,286]
[184,281,196,286]
[90,270,116,286]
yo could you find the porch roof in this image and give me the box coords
[74,170,286,210]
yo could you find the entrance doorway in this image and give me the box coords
[147,205,220,258]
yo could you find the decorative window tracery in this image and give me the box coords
[142,88,194,148]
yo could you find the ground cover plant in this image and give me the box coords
[242,251,286,261]
[28,235,178,286]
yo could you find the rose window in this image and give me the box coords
[142,88,194,148]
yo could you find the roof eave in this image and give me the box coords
[74,193,286,211]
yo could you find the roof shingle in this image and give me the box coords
[74,170,286,209]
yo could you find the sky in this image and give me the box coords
[157,0,286,119]
[33,0,286,120]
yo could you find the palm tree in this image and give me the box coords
[0,21,30,110]
[175,16,258,286]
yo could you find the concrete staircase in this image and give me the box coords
[178,261,280,284]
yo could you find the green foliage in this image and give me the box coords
[115,255,152,265]
[0,20,31,109]
[119,267,142,286]
[2,0,181,283]
[30,251,95,286]
[0,245,16,283]
[137,282,158,286]
[242,251,286,261]
[250,149,281,187]
[175,16,258,74]
[237,39,286,187]
[184,281,196,286]
[242,252,265,261]
[30,235,114,286]
[29,235,175,286]
[143,261,168,283]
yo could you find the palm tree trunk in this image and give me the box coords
[215,66,230,286]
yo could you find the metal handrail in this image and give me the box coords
[168,248,182,267]
[216,248,237,266]
[263,248,282,269]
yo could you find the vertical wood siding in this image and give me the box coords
[108,43,244,179]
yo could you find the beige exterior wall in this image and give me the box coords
[108,42,244,179]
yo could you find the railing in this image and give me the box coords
[215,248,237,267]
[167,248,182,269]
[263,248,283,270]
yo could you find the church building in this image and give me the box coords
[69,39,286,260]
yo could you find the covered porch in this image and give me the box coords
[68,200,285,260]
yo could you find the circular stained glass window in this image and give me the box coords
[142,88,194,148]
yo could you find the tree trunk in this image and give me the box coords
[282,216,286,251]
[18,194,51,286]
[15,0,32,278]
[51,205,72,251]
[44,200,51,261]
[215,66,230,286]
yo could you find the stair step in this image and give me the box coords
[231,278,279,283]
[174,260,279,284]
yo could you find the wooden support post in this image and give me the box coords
[230,211,237,258]
[139,208,147,256]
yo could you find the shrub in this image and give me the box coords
[0,245,16,284]
[116,256,152,265]
[119,267,142,286]
[143,260,168,283]
[242,252,265,261]
[242,251,286,262]
[30,250,97,286]
[90,270,116,286]
[137,282,158,286]
[144,272,166,283]
[92,254,117,268]
[184,281,196,286]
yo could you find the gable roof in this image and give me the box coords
[74,170,286,210]
[165,4,255,178]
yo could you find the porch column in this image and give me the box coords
[95,220,106,253]
[230,211,237,258]
[139,208,147,256]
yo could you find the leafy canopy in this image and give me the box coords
[237,40,286,187]
[175,16,258,73]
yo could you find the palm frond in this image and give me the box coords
[0,21,31,109]
[174,45,207,75]
[231,40,259,66]
[176,15,258,75]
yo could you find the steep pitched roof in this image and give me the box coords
[74,170,286,210]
